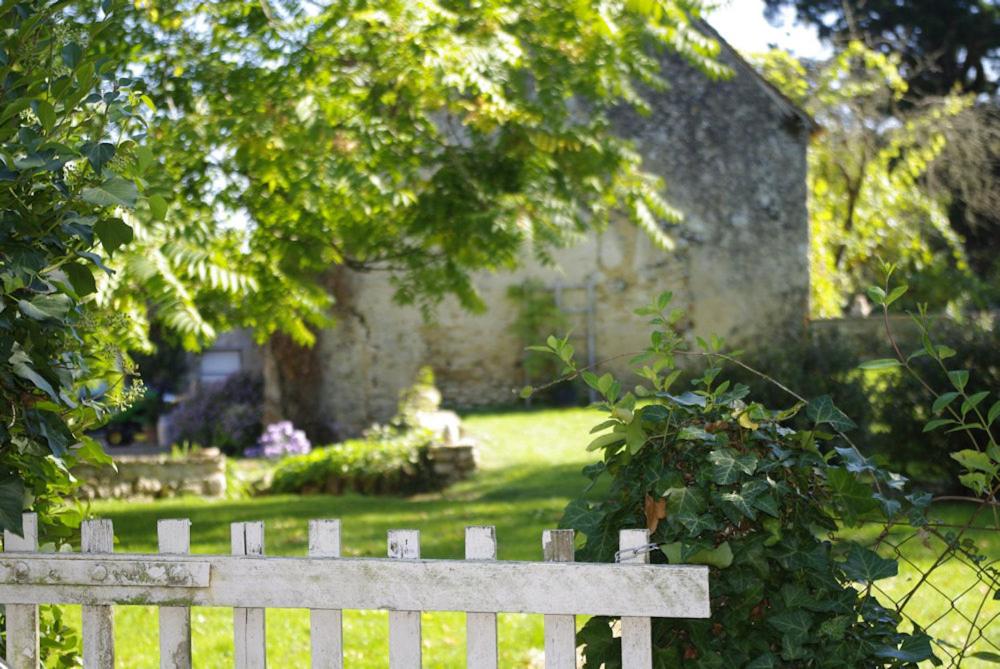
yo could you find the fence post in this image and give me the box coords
[619,529,653,669]
[232,521,267,669]
[542,529,576,669]
[158,519,192,669]
[82,519,115,669]
[308,519,343,669]
[4,512,39,669]
[465,526,498,669]
[387,529,421,669]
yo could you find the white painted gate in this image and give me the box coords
[0,513,710,668]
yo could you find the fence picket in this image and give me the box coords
[542,529,576,669]
[465,526,498,669]
[158,519,192,669]
[308,519,343,669]
[4,512,39,669]
[619,529,653,669]
[232,521,267,669]
[387,529,421,669]
[81,519,115,669]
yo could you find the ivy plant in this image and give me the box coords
[529,293,935,667]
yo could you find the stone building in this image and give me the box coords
[211,25,815,437]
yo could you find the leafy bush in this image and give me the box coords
[166,371,263,455]
[529,294,933,668]
[269,429,437,496]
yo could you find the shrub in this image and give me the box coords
[245,421,311,459]
[529,293,933,668]
[166,371,263,455]
[269,429,437,495]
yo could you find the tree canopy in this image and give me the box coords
[755,43,970,317]
[95,0,726,347]
[763,0,1000,96]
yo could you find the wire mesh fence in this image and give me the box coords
[866,500,1000,667]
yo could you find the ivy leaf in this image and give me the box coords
[94,217,134,256]
[560,499,601,539]
[708,448,758,485]
[841,544,897,583]
[0,474,25,535]
[745,653,778,669]
[874,633,935,662]
[828,468,879,524]
[82,176,139,209]
[767,609,812,642]
[721,491,756,520]
[806,395,856,431]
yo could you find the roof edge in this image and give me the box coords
[694,19,820,135]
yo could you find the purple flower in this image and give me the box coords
[251,421,311,459]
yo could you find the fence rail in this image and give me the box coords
[0,513,710,669]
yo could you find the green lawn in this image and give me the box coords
[55,406,1000,668]
[65,406,604,668]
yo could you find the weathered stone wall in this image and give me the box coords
[300,34,812,434]
[75,449,227,500]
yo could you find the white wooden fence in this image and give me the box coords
[0,513,710,668]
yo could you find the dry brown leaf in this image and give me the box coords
[644,493,667,533]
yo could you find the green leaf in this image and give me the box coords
[35,99,55,131]
[0,474,25,536]
[82,176,139,209]
[767,609,812,641]
[560,499,600,538]
[951,449,994,473]
[828,468,879,524]
[94,217,134,256]
[841,544,897,583]
[586,430,623,452]
[76,436,116,470]
[884,284,908,306]
[806,395,856,431]
[8,347,57,401]
[866,286,887,305]
[961,391,989,417]
[948,370,969,392]
[626,418,646,454]
[874,633,935,662]
[932,392,959,414]
[61,43,82,68]
[661,541,733,568]
[63,261,97,296]
[707,448,757,485]
[84,142,116,176]
[17,294,72,321]
[857,358,901,371]
[923,418,955,432]
[989,400,1000,426]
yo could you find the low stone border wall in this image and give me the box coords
[427,442,478,483]
[75,448,227,500]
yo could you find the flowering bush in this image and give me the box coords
[245,421,311,459]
